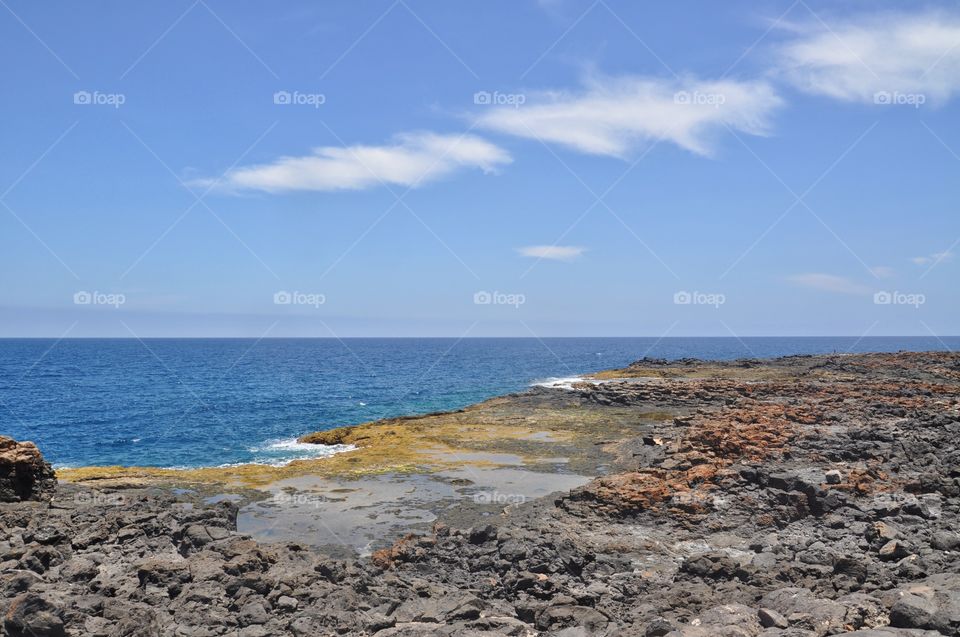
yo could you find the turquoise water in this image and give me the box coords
[0,337,956,469]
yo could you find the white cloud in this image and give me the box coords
[209,132,511,193]
[475,75,782,158]
[776,11,960,105]
[517,245,585,260]
[869,265,896,279]
[787,273,871,295]
[912,251,953,266]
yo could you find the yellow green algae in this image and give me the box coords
[58,393,653,490]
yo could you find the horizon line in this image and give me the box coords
[0,335,957,340]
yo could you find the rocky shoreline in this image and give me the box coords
[3,351,960,636]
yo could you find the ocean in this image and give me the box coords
[1,336,956,469]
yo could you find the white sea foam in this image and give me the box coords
[531,376,586,390]
[150,439,354,471]
[531,376,610,391]
[244,437,356,467]
[251,438,323,453]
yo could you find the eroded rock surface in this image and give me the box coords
[3,352,960,635]
[0,437,56,503]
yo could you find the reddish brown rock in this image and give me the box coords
[0,436,56,502]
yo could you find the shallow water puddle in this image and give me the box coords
[238,466,592,555]
[425,449,526,465]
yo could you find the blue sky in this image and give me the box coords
[0,0,957,337]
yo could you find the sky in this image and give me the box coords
[0,0,957,338]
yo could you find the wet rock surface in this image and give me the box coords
[3,352,960,635]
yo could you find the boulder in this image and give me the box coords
[930,530,960,551]
[0,437,56,502]
[535,605,609,632]
[662,604,762,637]
[759,588,847,636]
[4,593,66,637]
[698,604,762,636]
[889,574,960,632]
[758,608,788,629]
[890,592,938,630]
[867,521,899,543]
[878,540,911,561]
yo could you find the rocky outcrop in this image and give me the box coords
[2,352,960,635]
[0,436,55,502]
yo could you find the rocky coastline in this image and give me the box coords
[3,351,960,636]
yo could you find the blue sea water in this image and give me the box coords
[0,336,957,469]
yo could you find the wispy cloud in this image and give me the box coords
[476,75,782,158]
[517,245,585,260]
[776,11,960,105]
[206,132,511,193]
[869,265,896,279]
[787,273,871,295]
[912,250,953,266]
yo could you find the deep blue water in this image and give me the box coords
[1,337,957,469]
